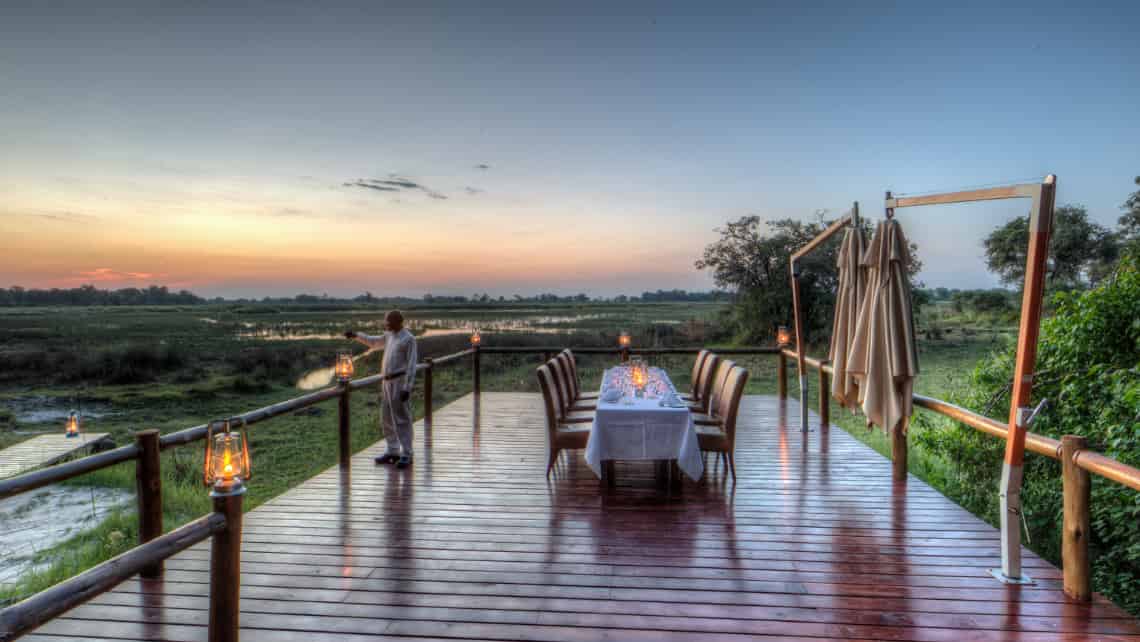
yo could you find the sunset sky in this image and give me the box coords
[2,1,1138,298]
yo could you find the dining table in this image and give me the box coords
[584,364,704,483]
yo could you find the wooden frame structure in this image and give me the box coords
[787,176,1058,583]
[885,175,1057,584]
[788,202,859,434]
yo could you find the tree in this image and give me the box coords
[983,205,1119,288]
[695,214,922,343]
[1121,176,1140,254]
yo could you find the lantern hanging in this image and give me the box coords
[203,418,252,494]
[334,352,354,383]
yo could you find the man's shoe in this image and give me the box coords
[396,455,413,469]
[374,453,400,465]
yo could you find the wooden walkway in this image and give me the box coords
[23,393,1140,641]
[0,434,111,479]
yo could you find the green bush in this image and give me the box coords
[915,253,1140,613]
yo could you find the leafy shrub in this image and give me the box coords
[915,253,1140,613]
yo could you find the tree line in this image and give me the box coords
[0,285,727,307]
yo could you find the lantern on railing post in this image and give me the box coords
[469,329,482,347]
[776,325,791,348]
[618,331,631,363]
[204,418,248,642]
[334,352,354,384]
[65,410,81,438]
[203,419,251,496]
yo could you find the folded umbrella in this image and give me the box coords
[846,219,919,434]
[828,226,866,410]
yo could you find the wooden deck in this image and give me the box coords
[23,393,1140,641]
[0,433,112,479]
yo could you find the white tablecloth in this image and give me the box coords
[585,367,704,481]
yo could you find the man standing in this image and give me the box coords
[345,310,418,468]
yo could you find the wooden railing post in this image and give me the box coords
[472,345,481,396]
[777,351,787,399]
[337,383,351,470]
[424,358,434,427]
[1062,435,1092,602]
[818,361,830,427]
[134,429,163,578]
[209,490,244,642]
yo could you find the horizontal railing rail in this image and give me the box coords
[0,512,228,642]
[779,346,1140,601]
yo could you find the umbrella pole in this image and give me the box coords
[993,175,1056,585]
[790,261,809,433]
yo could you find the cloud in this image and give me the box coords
[76,268,164,282]
[343,175,448,200]
[23,211,100,224]
[271,207,321,218]
[464,186,484,195]
[474,163,491,170]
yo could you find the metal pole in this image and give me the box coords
[993,175,1056,585]
[790,258,809,433]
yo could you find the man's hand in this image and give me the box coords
[344,330,356,339]
[400,390,410,403]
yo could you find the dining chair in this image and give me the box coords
[683,353,721,413]
[690,357,733,419]
[561,349,599,400]
[537,364,591,477]
[551,355,596,414]
[693,365,749,481]
[544,359,594,424]
[681,350,710,400]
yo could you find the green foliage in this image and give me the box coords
[1121,176,1140,255]
[696,215,922,344]
[983,204,1120,288]
[914,253,1140,613]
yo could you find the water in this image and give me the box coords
[234,314,600,341]
[5,397,113,425]
[0,485,132,590]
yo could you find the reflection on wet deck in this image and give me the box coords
[27,393,1140,641]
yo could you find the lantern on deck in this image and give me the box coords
[203,419,252,494]
[335,352,354,382]
[470,329,482,346]
[618,332,631,348]
[777,325,791,347]
[65,410,81,438]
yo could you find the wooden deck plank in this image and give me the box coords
[0,433,111,479]
[25,392,1140,641]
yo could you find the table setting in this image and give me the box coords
[585,359,704,482]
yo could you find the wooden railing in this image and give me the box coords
[778,347,1140,602]
[0,346,474,641]
[6,339,1136,636]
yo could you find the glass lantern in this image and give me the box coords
[470,329,482,346]
[335,352,354,382]
[203,419,252,494]
[777,325,792,347]
[618,332,631,348]
[65,410,81,438]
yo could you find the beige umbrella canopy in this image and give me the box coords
[828,226,866,410]
[846,219,919,434]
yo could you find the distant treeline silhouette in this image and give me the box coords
[0,285,728,307]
